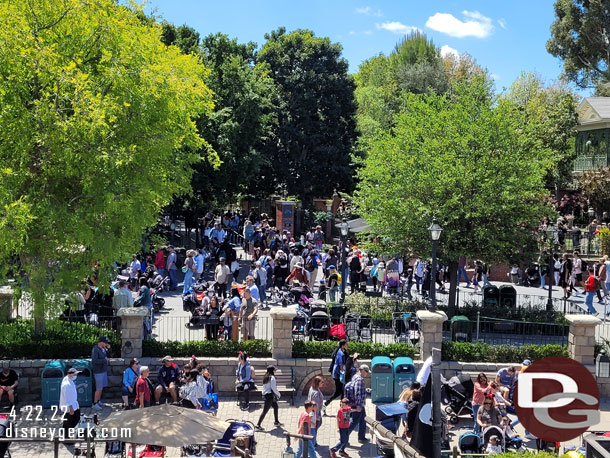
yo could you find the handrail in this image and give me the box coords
[364,416,425,458]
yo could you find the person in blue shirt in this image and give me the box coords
[121,358,140,409]
[223,288,242,340]
[323,340,347,415]
[245,276,260,301]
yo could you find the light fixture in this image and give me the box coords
[597,349,610,378]
[428,220,443,241]
[339,219,350,237]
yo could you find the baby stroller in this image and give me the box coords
[309,300,327,315]
[290,284,312,304]
[104,440,124,458]
[212,420,257,457]
[183,283,206,314]
[127,445,165,457]
[374,402,408,457]
[292,309,309,339]
[308,310,330,341]
[442,373,474,424]
[187,306,207,328]
[392,312,420,345]
[458,431,482,454]
[345,314,360,341]
[482,425,506,453]
[359,314,372,342]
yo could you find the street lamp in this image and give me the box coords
[545,224,558,312]
[428,219,443,312]
[338,219,350,303]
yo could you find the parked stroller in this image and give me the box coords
[290,284,313,305]
[127,445,165,457]
[183,283,207,314]
[374,402,408,457]
[292,309,309,340]
[308,300,327,315]
[458,431,482,454]
[187,306,207,328]
[344,313,372,342]
[308,310,330,341]
[442,373,474,425]
[392,312,420,345]
[345,314,360,341]
[211,420,256,457]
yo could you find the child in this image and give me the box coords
[486,435,502,454]
[501,417,522,449]
[296,401,317,458]
[330,398,352,458]
[489,382,510,415]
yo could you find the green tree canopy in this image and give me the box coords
[257,27,358,203]
[547,0,610,92]
[499,72,579,191]
[0,0,215,319]
[354,77,554,314]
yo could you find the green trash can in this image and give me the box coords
[371,356,393,404]
[450,316,472,342]
[72,360,93,407]
[41,360,66,408]
[393,357,416,401]
[499,285,517,308]
[482,285,499,306]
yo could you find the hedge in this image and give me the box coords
[292,340,417,359]
[442,341,568,363]
[495,453,565,458]
[142,339,271,358]
[0,319,121,358]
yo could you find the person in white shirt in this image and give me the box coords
[129,255,141,289]
[60,368,81,433]
[485,436,502,454]
[195,249,205,281]
[255,366,281,430]
[179,369,203,409]
[416,356,432,385]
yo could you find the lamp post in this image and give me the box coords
[546,224,558,312]
[428,219,443,312]
[339,219,350,303]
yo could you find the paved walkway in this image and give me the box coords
[7,397,610,457]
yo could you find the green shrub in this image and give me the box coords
[142,339,271,358]
[0,319,120,358]
[292,340,416,359]
[442,341,567,363]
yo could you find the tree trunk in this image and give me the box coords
[447,260,458,318]
[34,316,45,333]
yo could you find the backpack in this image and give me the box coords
[328,346,339,373]
[305,256,316,272]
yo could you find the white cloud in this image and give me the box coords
[363,30,373,35]
[355,6,383,17]
[497,18,507,30]
[425,10,494,38]
[490,73,501,80]
[376,21,421,35]
[440,44,459,58]
[349,31,357,35]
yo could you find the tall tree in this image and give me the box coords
[355,32,449,143]
[500,73,579,192]
[547,0,610,92]
[354,77,554,315]
[160,23,201,55]
[0,0,215,323]
[257,27,358,203]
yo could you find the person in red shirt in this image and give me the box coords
[154,248,165,277]
[296,400,317,458]
[330,398,352,457]
[585,267,598,315]
[136,366,151,408]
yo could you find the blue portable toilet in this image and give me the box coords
[371,356,393,404]
[41,360,66,408]
[72,360,93,407]
[393,357,416,401]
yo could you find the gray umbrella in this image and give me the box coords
[102,404,228,447]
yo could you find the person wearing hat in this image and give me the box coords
[92,336,110,411]
[60,368,81,433]
[286,261,307,285]
[346,364,371,444]
[215,257,231,299]
[155,356,180,404]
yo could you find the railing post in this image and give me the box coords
[476,310,480,342]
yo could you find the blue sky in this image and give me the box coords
[145,0,581,94]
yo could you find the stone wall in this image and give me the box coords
[4,357,555,403]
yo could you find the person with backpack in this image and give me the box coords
[306,249,321,290]
[345,364,370,443]
[322,340,348,416]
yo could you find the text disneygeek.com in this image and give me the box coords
[5,425,132,441]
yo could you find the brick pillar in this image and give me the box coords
[565,314,601,366]
[117,307,149,358]
[270,308,297,359]
[416,310,448,359]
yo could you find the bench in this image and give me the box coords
[238,367,295,406]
